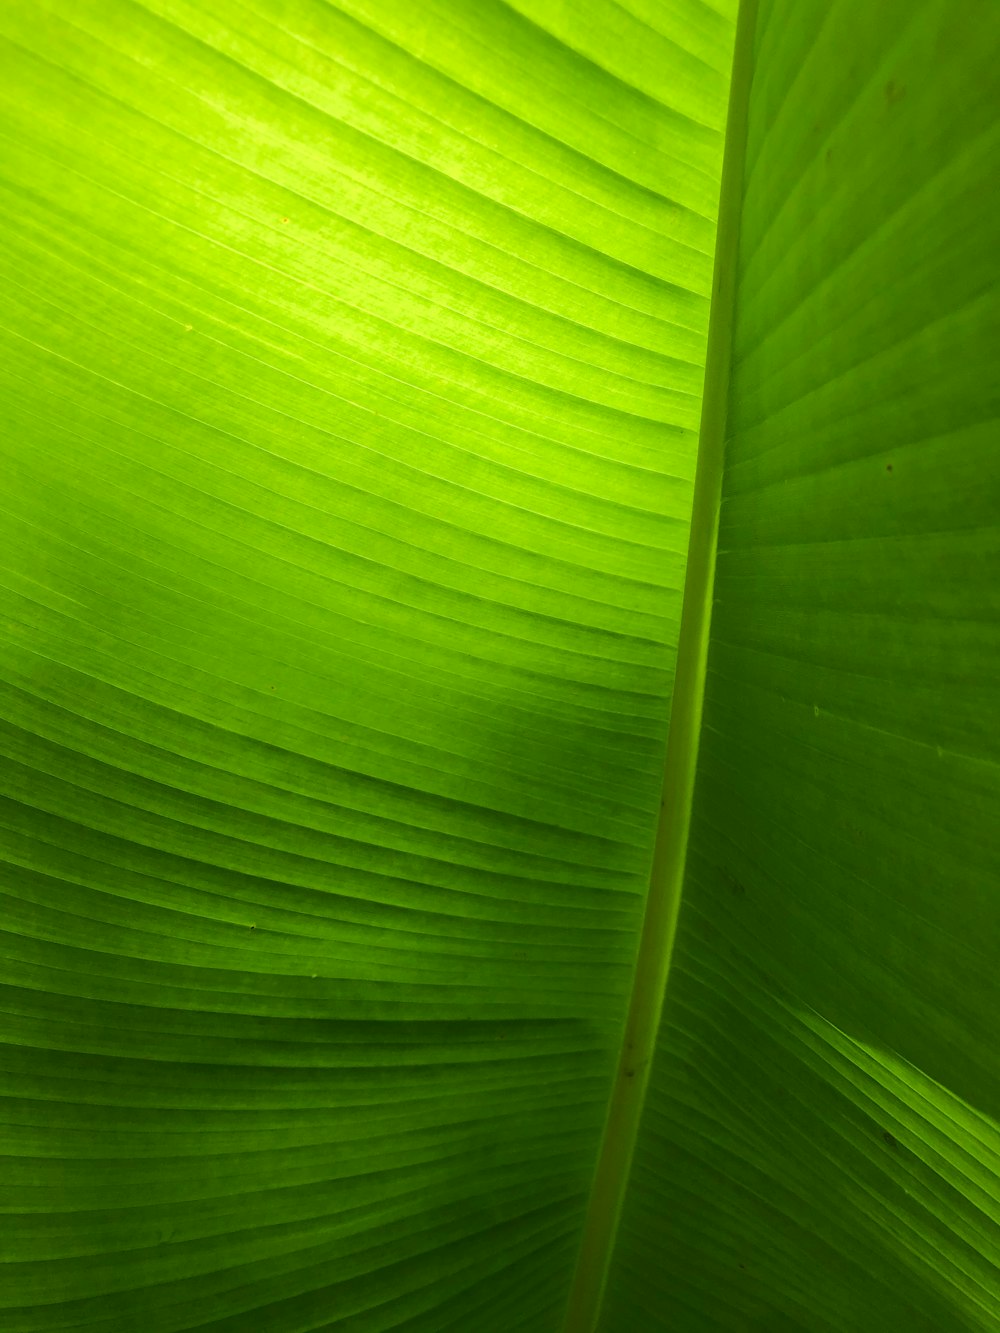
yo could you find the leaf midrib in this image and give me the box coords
[559,4,760,1329]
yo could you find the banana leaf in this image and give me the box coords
[1,1,997,1330]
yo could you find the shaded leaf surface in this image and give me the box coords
[601,3,1000,1330]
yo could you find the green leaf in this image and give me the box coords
[600,3,1000,1330]
[1,2,997,1332]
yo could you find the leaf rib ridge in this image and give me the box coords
[559,4,760,1329]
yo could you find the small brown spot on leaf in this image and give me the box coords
[885,79,906,105]
[882,1130,898,1149]
[886,463,893,472]
[281,216,290,223]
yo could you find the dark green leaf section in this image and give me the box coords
[0,1,735,1329]
[601,2,1000,1330]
